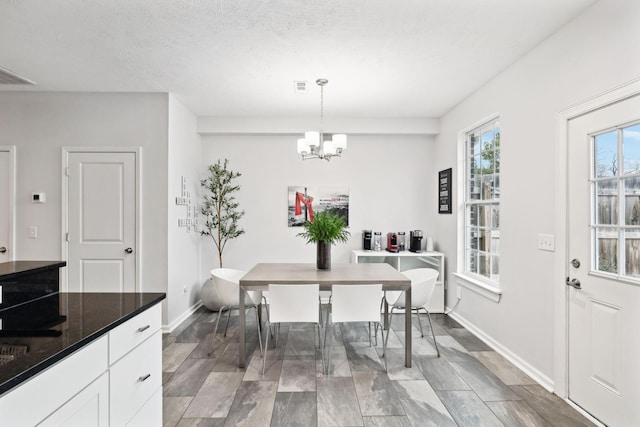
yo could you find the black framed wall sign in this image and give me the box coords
[438,168,452,214]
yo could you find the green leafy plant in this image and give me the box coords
[200,159,245,268]
[297,210,350,245]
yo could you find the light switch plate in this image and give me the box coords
[538,233,555,251]
[28,226,37,239]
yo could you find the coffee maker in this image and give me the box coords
[398,232,406,251]
[386,232,399,252]
[362,230,373,251]
[409,230,423,252]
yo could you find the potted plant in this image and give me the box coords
[200,158,245,268]
[297,209,350,270]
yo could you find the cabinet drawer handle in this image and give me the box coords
[137,325,150,333]
[138,374,151,382]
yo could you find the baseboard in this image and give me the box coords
[163,300,203,333]
[446,309,555,392]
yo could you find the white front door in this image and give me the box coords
[0,147,14,263]
[567,93,640,426]
[65,150,137,292]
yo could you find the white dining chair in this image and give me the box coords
[324,284,386,374]
[209,268,263,357]
[383,267,440,357]
[262,283,323,375]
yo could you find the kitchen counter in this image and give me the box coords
[0,260,67,279]
[0,292,166,396]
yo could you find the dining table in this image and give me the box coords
[238,262,413,368]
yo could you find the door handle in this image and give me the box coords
[566,277,581,289]
[125,247,133,254]
[0,247,6,253]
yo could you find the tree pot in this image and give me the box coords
[317,241,331,270]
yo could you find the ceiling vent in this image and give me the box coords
[0,66,36,85]
[294,81,307,94]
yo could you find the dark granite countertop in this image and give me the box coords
[0,261,66,281]
[0,292,165,396]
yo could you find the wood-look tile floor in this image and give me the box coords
[162,307,595,427]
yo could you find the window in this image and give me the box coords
[464,118,500,285]
[593,122,640,278]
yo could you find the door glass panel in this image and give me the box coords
[595,227,618,273]
[622,124,640,174]
[624,228,640,277]
[595,180,618,225]
[594,131,617,177]
[624,177,640,225]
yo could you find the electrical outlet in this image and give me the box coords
[183,285,187,294]
[456,286,462,299]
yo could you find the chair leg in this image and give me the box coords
[253,306,263,358]
[209,306,227,356]
[223,307,232,337]
[379,322,387,372]
[325,323,335,375]
[422,308,440,357]
[262,322,271,375]
[382,308,395,357]
[416,308,425,338]
[317,323,325,375]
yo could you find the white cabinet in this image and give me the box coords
[351,250,445,313]
[0,336,109,427]
[110,330,162,426]
[0,302,162,426]
[39,372,109,427]
[109,302,162,426]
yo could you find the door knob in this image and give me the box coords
[125,247,133,254]
[566,277,581,289]
[0,247,6,253]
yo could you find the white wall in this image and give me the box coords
[0,92,170,317]
[200,134,436,275]
[432,0,640,387]
[167,95,202,328]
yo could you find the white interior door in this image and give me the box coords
[567,93,640,426]
[0,147,14,263]
[66,151,137,292]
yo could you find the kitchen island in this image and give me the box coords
[0,261,166,426]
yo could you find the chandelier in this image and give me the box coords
[297,78,347,161]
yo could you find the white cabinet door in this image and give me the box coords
[38,372,109,427]
[126,387,162,427]
[110,331,162,426]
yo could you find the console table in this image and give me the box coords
[351,250,445,313]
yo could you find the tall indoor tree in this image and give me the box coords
[200,159,245,268]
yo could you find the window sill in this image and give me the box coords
[454,273,502,303]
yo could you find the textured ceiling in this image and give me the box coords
[0,0,597,118]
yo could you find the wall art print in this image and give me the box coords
[288,186,349,227]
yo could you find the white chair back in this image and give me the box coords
[402,268,439,307]
[331,284,382,323]
[268,284,319,324]
[211,268,261,306]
